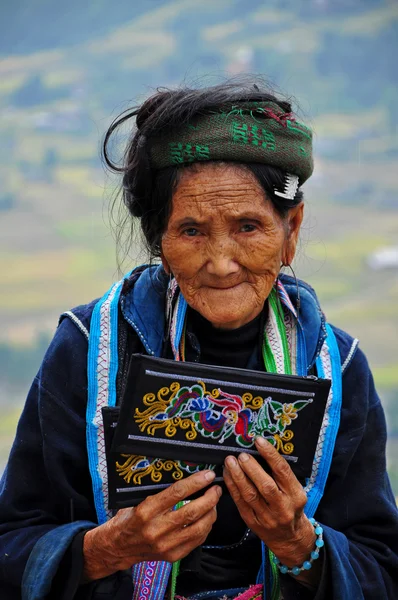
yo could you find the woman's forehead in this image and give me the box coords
[171,163,270,215]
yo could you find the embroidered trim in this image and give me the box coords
[87,281,124,523]
[276,279,298,319]
[132,560,172,600]
[145,370,314,398]
[61,311,89,340]
[133,380,311,455]
[116,453,216,486]
[264,289,292,375]
[116,477,224,494]
[304,341,332,502]
[126,435,299,462]
[342,338,359,374]
[304,325,342,518]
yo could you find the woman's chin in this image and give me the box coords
[193,300,261,329]
[185,284,265,329]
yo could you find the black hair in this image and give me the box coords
[103,78,304,264]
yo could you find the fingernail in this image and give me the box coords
[204,470,216,481]
[225,456,237,468]
[238,452,250,463]
[255,436,266,447]
[216,486,222,497]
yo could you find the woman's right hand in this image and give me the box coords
[82,470,221,581]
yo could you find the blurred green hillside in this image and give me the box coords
[0,0,397,489]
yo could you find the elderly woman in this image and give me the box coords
[0,81,397,600]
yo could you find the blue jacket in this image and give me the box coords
[0,266,397,600]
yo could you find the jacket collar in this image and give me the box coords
[121,265,327,370]
[279,273,327,371]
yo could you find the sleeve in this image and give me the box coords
[0,317,132,600]
[309,346,398,599]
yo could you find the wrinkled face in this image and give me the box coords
[161,163,303,329]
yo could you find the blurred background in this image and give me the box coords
[0,0,397,494]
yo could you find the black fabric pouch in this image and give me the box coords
[104,355,331,509]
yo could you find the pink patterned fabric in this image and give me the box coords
[233,584,263,599]
[175,584,263,600]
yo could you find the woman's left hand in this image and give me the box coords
[223,436,317,574]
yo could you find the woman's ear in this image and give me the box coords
[160,250,170,275]
[282,202,304,266]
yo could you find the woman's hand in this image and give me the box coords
[223,437,320,587]
[83,470,221,582]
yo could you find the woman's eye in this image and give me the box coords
[183,227,200,237]
[240,223,257,233]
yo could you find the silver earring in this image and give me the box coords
[164,273,174,340]
[282,263,301,315]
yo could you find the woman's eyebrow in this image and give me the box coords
[174,213,265,227]
[174,217,204,228]
[236,213,263,221]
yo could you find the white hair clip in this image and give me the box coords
[274,173,299,200]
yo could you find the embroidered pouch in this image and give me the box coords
[105,355,330,508]
[103,406,222,508]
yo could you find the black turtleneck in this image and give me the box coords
[184,305,267,370]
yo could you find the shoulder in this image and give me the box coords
[328,324,359,375]
[39,305,97,401]
[39,297,104,401]
[58,298,99,342]
[328,324,381,420]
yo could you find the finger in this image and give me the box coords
[224,456,266,509]
[223,464,243,503]
[223,467,261,530]
[236,452,283,508]
[144,470,216,514]
[171,485,222,528]
[170,505,218,559]
[255,437,303,494]
[137,505,218,563]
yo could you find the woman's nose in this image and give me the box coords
[205,246,240,277]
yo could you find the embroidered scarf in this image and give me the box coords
[149,101,313,185]
[86,272,342,600]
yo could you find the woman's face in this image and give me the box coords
[161,163,303,329]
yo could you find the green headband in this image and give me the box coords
[149,101,313,184]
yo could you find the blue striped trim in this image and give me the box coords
[173,294,188,356]
[305,324,342,518]
[86,280,124,524]
[296,322,307,377]
[108,281,123,410]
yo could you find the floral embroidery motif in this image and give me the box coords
[116,454,213,485]
[134,381,312,452]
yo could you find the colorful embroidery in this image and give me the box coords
[134,380,312,453]
[232,121,276,150]
[286,118,312,140]
[170,142,210,164]
[116,454,213,485]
